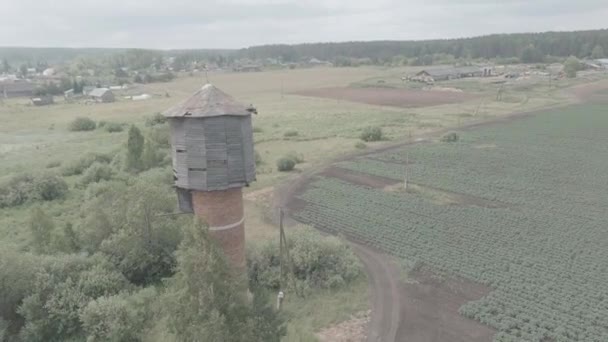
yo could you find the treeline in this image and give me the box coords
[239,29,608,64]
[3,29,608,73]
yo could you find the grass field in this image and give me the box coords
[1,66,594,185]
[2,65,583,241]
[293,103,608,342]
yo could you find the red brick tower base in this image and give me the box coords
[191,188,246,271]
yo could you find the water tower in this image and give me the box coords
[163,84,256,270]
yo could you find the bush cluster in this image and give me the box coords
[0,173,68,208]
[441,132,459,143]
[79,163,114,187]
[283,130,299,138]
[144,113,167,127]
[62,152,112,176]
[276,157,296,172]
[355,141,367,149]
[104,122,124,133]
[254,150,263,166]
[360,126,383,142]
[69,117,97,132]
[247,226,362,294]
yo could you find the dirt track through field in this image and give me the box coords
[276,80,608,342]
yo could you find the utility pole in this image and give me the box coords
[404,152,409,191]
[277,207,299,310]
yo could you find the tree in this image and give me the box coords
[0,247,39,332]
[19,64,28,78]
[55,222,80,253]
[591,45,605,59]
[162,220,285,341]
[1,58,10,73]
[29,207,54,253]
[564,56,582,78]
[99,179,181,285]
[520,44,544,63]
[142,139,160,170]
[114,67,128,78]
[126,125,144,172]
[80,288,157,342]
[80,208,113,253]
[17,256,131,342]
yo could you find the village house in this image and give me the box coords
[308,58,333,67]
[82,86,96,96]
[595,59,608,68]
[233,64,262,72]
[89,88,115,103]
[0,80,36,98]
[42,68,55,77]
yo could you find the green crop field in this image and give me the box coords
[294,104,608,342]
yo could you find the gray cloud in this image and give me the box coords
[0,0,607,49]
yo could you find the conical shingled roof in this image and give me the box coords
[163,83,252,118]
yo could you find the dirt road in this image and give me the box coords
[350,244,400,342]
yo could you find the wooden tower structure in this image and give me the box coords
[163,84,256,270]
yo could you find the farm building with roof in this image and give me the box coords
[89,88,115,103]
[0,81,36,98]
[415,66,484,82]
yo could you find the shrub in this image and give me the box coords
[146,126,170,148]
[142,140,164,170]
[105,122,124,133]
[0,173,68,207]
[285,151,305,164]
[17,256,132,341]
[0,247,39,329]
[254,150,263,166]
[248,226,362,293]
[144,112,167,127]
[253,126,264,133]
[33,174,69,201]
[283,130,299,138]
[80,163,114,187]
[62,152,112,176]
[276,157,296,172]
[360,126,383,142]
[441,132,459,143]
[46,160,61,168]
[80,288,157,342]
[98,120,107,128]
[68,117,96,131]
[355,141,367,149]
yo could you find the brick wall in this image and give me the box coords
[192,188,246,271]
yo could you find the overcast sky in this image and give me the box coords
[1,0,607,49]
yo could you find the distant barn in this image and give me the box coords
[415,66,484,82]
[89,88,115,103]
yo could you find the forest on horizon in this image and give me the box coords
[1,29,607,68]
